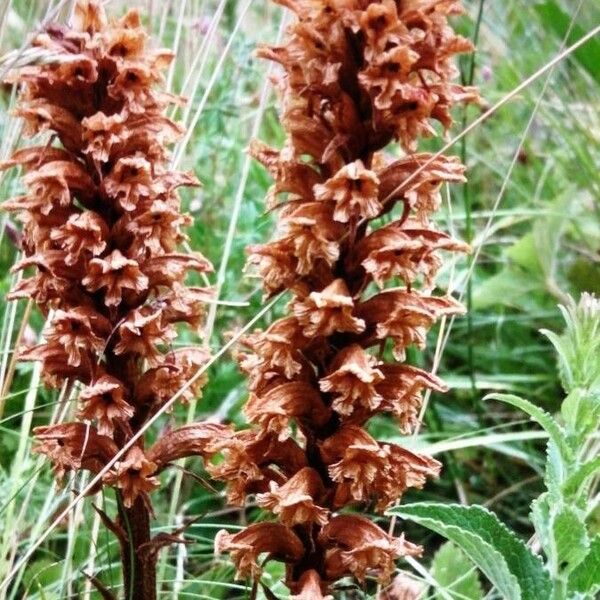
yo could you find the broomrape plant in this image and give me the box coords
[4,1,595,599]
[0,2,227,598]
[391,293,600,600]
[213,0,477,597]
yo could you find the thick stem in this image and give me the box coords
[117,494,156,600]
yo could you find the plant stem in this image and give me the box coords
[461,0,486,400]
[117,494,156,600]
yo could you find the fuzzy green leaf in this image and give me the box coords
[563,455,600,498]
[389,503,551,600]
[551,506,589,574]
[545,440,566,498]
[540,328,574,393]
[484,393,572,464]
[531,494,551,561]
[560,388,600,441]
[568,536,600,595]
[431,541,483,600]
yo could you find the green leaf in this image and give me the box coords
[563,455,600,498]
[568,535,600,595]
[431,541,483,600]
[551,506,589,574]
[545,440,565,499]
[560,388,600,440]
[389,503,551,600]
[531,494,551,551]
[472,268,541,311]
[568,258,600,296]
[506,233,543,276]
[484,393,572,465]
[22,558,63,593]
[540,328,574,393]
[534,1,600,84]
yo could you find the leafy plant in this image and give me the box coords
[390,293,600,600]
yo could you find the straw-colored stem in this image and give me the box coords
[0,299,32,417]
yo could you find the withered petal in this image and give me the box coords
[215,522,304,580]
[147,422,234,468]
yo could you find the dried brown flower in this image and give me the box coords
[215,0,476,594]
[256,467,330,526]
[103,446,160,509]
[293,279,366,338]
[33,422,118,480]
[50,211,109,266]
[320,515,421,583]
[314,159,382,223]
[77,375,134,436]
[82,250,149,307]
[114,307,176,363]
[319,344,385,416]
[215,523,304,580]
[44,307,111,367]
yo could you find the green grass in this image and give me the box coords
[0,0,598,598]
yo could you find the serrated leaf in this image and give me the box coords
[389,503,551,600]
[551,506,589,574]
[563,455,600,498]
[484,393,572,465]
[431,541,483,600]
[545,440,565,499]
[531,494,551,551]
[568,535,600,595]
[540,328,573,393]
[560,388,600,442]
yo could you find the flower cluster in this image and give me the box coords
[2,2,220,597]
[214,0,477,595]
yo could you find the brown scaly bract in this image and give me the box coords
[2,2,228,598]
[213,0,478,596]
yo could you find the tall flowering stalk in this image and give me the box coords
[214,0,478,596]
[1,2,224,598]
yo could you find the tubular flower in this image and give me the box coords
[2,3,216,598]
[215,0,476,594]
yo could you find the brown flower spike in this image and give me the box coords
[2,3,220,599]
[214,0,477,596]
